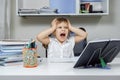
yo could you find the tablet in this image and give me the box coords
[74,39,120,68]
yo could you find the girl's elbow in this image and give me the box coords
[36,35,42,42]
[82,32,88,39]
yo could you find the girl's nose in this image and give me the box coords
[62,27,65,30]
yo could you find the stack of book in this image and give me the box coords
[0,40,28,66]
[18,9,39,14]
[39,7,58,14]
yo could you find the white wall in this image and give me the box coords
[10,0,120,57]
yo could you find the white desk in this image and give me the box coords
[0,58,120,80]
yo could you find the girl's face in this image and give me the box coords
[54,22,69,43]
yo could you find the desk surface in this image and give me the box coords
[0,58,120,76]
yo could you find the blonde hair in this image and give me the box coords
[53,17,69,25]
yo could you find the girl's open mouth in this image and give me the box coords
[60,33,66,37]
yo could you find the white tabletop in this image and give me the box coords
[0,58,120,76]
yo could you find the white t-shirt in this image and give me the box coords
[47,37,75,58]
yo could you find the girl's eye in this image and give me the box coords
[58,27,62,29]
[64,27,68,29]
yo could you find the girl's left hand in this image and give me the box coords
[67,20,72,30]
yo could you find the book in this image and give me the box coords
[0,55,23,66]
[0,40,28,45]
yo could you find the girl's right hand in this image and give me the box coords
[51,18,57,30]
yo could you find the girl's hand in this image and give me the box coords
[67,19,72,31]
[51,18,57,30]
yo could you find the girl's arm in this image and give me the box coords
[68,21,88,43]
[36,19,57,45]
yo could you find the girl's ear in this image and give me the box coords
[67,31,71,38]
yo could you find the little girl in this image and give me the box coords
[37,17,87,58]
